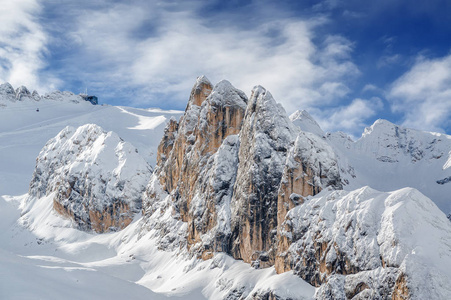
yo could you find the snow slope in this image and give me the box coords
[0,94,183,195]
[282,187,451,299]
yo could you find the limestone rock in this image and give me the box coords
[146,76,248,256]
[144,78,342,266]
[229,86,298,267]
[29,124,152,232]
[275,131,342,273]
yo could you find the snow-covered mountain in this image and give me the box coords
[1,78,451,299]
[28,124,152,232]
[291,110,451,216]
[0,83,183,196]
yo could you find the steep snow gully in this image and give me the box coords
[1,77,451,299]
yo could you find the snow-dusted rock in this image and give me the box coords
[0,82,99,106]
[144,76,248,257]
[290,110,326,138]
[326,118,451,215]
[15,86,32,101]
[28,124,152,232]
[143,78,342,269]
[276,131,342,273]
[42,90,86,104]
[356,119,447,163]
[0,82,16,102]
[279,187,451,299]
[229,85,298,267]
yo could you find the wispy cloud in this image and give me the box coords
[312,97,384,138]
[38,1,359,112]
[388,53,451,133]
[0,0,59,91]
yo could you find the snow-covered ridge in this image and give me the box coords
[0,82,98,106]
[282,187,451,299]
[27,124,152,232]
[288,113,451,216]
[357,118,450,163]
[290,110,326,138]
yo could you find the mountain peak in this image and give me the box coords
[28,124,152,233]
[290,109,325,137]
[208,80,247,108]
[189,75,213,107]
[363,118,397,136]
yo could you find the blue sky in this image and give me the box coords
[1,0,450,137]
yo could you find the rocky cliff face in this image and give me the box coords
[143,77,342,268]
[275,131,342,273]
[29,124,152,232]
[229,86,299,267]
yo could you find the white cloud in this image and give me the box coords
[312,97,383,138]
[56,1,359,111]
[0,0,59,91]
[388,53,451,133]
[362,84,381,93]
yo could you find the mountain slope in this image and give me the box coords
[139,77,451,298]
[0,83,183,196]
[326,119,451,215]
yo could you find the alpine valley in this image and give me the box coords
[1,77,450,299]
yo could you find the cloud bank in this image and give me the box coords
[389,54,451,133]
[1,0,449,137]
[39,1,359,113]
[0,0,59,91]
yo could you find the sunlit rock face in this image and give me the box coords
[29,124,152,233]
[144,76,341,266]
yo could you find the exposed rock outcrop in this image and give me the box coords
[275,132,342,273]
[15,86,32,101]
[229,86,298,267]
[29,124,152,232]
[0,82,101,105]
[146,76,248,257]
[141,77,451,299]
[143,77,342,267]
